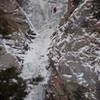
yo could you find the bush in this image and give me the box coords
[35,75,44,82]
[0,19,10,36]
[73,0,82,6]
[72,87,84,100]
[0,67,27,100]
[30,75,44,85]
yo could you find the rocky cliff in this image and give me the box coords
[48,0,100,100]
[0,0,100,100]
[0,0,36,99]
[0,0,36,70]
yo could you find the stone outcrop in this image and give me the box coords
[0,0,36,70]
[48,0,100,100]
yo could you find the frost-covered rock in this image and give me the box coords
[0,0,36,70]
[48,0,100,100]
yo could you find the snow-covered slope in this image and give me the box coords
[21,24,56,100]
[21,0,67,30]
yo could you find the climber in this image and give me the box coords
[53,7,57,13]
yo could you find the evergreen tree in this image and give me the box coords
[0,67,27,100]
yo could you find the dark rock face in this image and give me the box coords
[48,0,100,100]
[0,0,33,99]
[0,0,20,69]
[0,0,36,70]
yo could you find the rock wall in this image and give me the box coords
[48,0,100,100]
[0,0,36,70]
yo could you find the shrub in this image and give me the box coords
[0,67,27,100]
[72,87,84,100]
[73,0,82,6]
[30,75,44,85]
[0,18,11,36]
[35,75,44,82]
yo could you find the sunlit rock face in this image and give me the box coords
[48,0,100,100]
